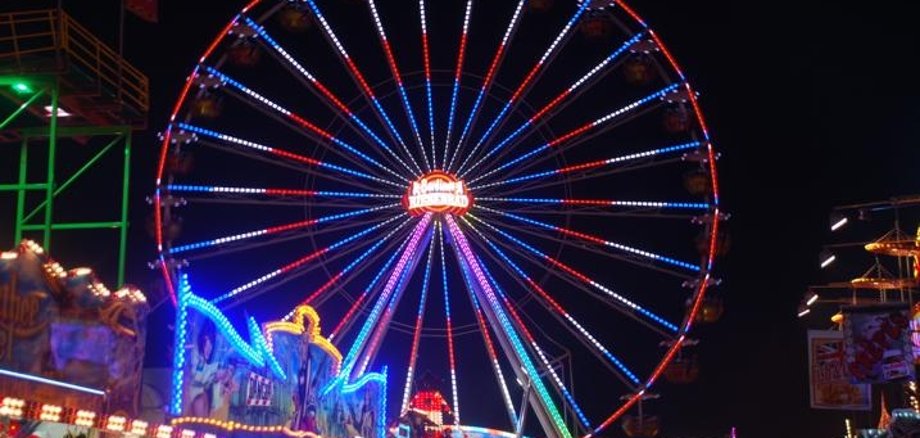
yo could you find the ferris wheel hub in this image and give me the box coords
[403,171,473,216]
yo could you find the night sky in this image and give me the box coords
[3,0,920,437]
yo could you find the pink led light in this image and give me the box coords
[352,214,433,377]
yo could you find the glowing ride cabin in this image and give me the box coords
[404,172,472,216]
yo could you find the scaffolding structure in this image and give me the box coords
[0,8,148,286]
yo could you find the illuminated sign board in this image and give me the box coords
[403,172,472,215]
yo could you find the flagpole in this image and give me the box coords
[118,0,125,55]
[118,0,125,103]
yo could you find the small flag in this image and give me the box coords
[879,394,891,430]
[125,0,157,23]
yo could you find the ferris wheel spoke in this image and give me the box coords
[485,158,690,200]
[443,215,573,438]
[445,0,526,171]
[469,220,677,340]
[202,66,410,184]
[461,267,518,429]
[419,0,437,166]
[191,137,396,194]
[367,0,430,171]
[177,123,404,190]
[474,210,695,281]
[473,252,595,433]
[281,220,415,322]
[478,197,707,212]
[464,214,679,334]
[167,184,399,205]
[181,213,390,264]
[241,16,419,178]
[461,219,641,389]
[459,32,644,179]
[209,214,407,304]
[355,224,436,378]
[478,211,697,281]
[169,203,399,255]
[476,203,700,221]
[336,213,434,382]
[476,205,699,273]
[330,235,412,343]
[484,108,674,188]
[442,0,473,170]
[457,245,590,433]
[436,222,462,425]
[470,82,680,185]
[473,141,700,192]
[302,0,424,176]
[452,0,592,176]
[399,233,436,414]
[227,214,413,314]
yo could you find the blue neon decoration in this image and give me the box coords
[172,273,392,420]
[171,273,293,418]
[247,317,286,380]
[170,273,191,415]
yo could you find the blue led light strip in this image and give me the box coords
[472,229,639,384]
[175,123,402,188]
[473,141,700,191]
[442,0,474,170]
[330,235,412,342]
[368,0,430,170]
[0,368,106,397]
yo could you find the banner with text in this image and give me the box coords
[808,330,871,410]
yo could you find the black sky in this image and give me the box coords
[4,0,920,437]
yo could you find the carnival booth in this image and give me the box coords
[0,240,147,437]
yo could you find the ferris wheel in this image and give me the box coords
[153,0,724,437]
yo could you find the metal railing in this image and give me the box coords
[0,9,149,115]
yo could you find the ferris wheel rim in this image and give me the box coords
[152,1,724,436]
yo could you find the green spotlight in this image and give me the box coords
[11,82,33,94]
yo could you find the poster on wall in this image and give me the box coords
[808,330,871,410]
[843,304,915,384]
